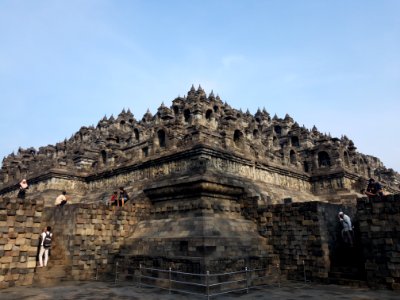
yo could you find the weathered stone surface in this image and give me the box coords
[0,87,398,206]
[0,87,399,290]
[357,197,400,289]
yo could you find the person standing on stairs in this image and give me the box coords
[338,212,353,247]
[36,227,46,262]
[38,226,52,267]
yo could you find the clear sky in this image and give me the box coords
[0,0,399,171]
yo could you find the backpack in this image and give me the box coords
[43,232,52,248]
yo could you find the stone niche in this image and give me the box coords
[117,172,277,275]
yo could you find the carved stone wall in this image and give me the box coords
[1,86,399,204]
[0,146,319,207]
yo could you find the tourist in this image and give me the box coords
[338,212,353,246]
[36,227,46,262]
[365,178,383,198]
[17,178,29,199]
[55,191,68,206]
[109,191,118,206]
[38,226,52,267]
[117,187,129,207]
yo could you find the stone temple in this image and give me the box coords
[0,86,399,290]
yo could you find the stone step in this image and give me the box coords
[330,266,361,274]
[35,265,66,277]
[48,259,65,265]
[33,263,68,287]
[328,271,363,280]
[334,188,352,194]
[328,276,368,288]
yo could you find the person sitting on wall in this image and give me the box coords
[109,191,118,206]
[338,211,353,246]
[365,178,383,198]
[17,179,29,199]
[117,187,129,207]
[54,191,68,206]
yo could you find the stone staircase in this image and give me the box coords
[33,234,70,287]
[328,241,367,288]
[33,259,69,287]
[328,265,368,287]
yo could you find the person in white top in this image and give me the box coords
[338,212,353,246]
[39,226,52,267]
[55,191,68,206]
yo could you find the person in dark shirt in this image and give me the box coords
[365,178,383,197]
[117,187,129,207]
[17,179,29,199]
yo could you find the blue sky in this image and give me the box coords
[0,0,399,171]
